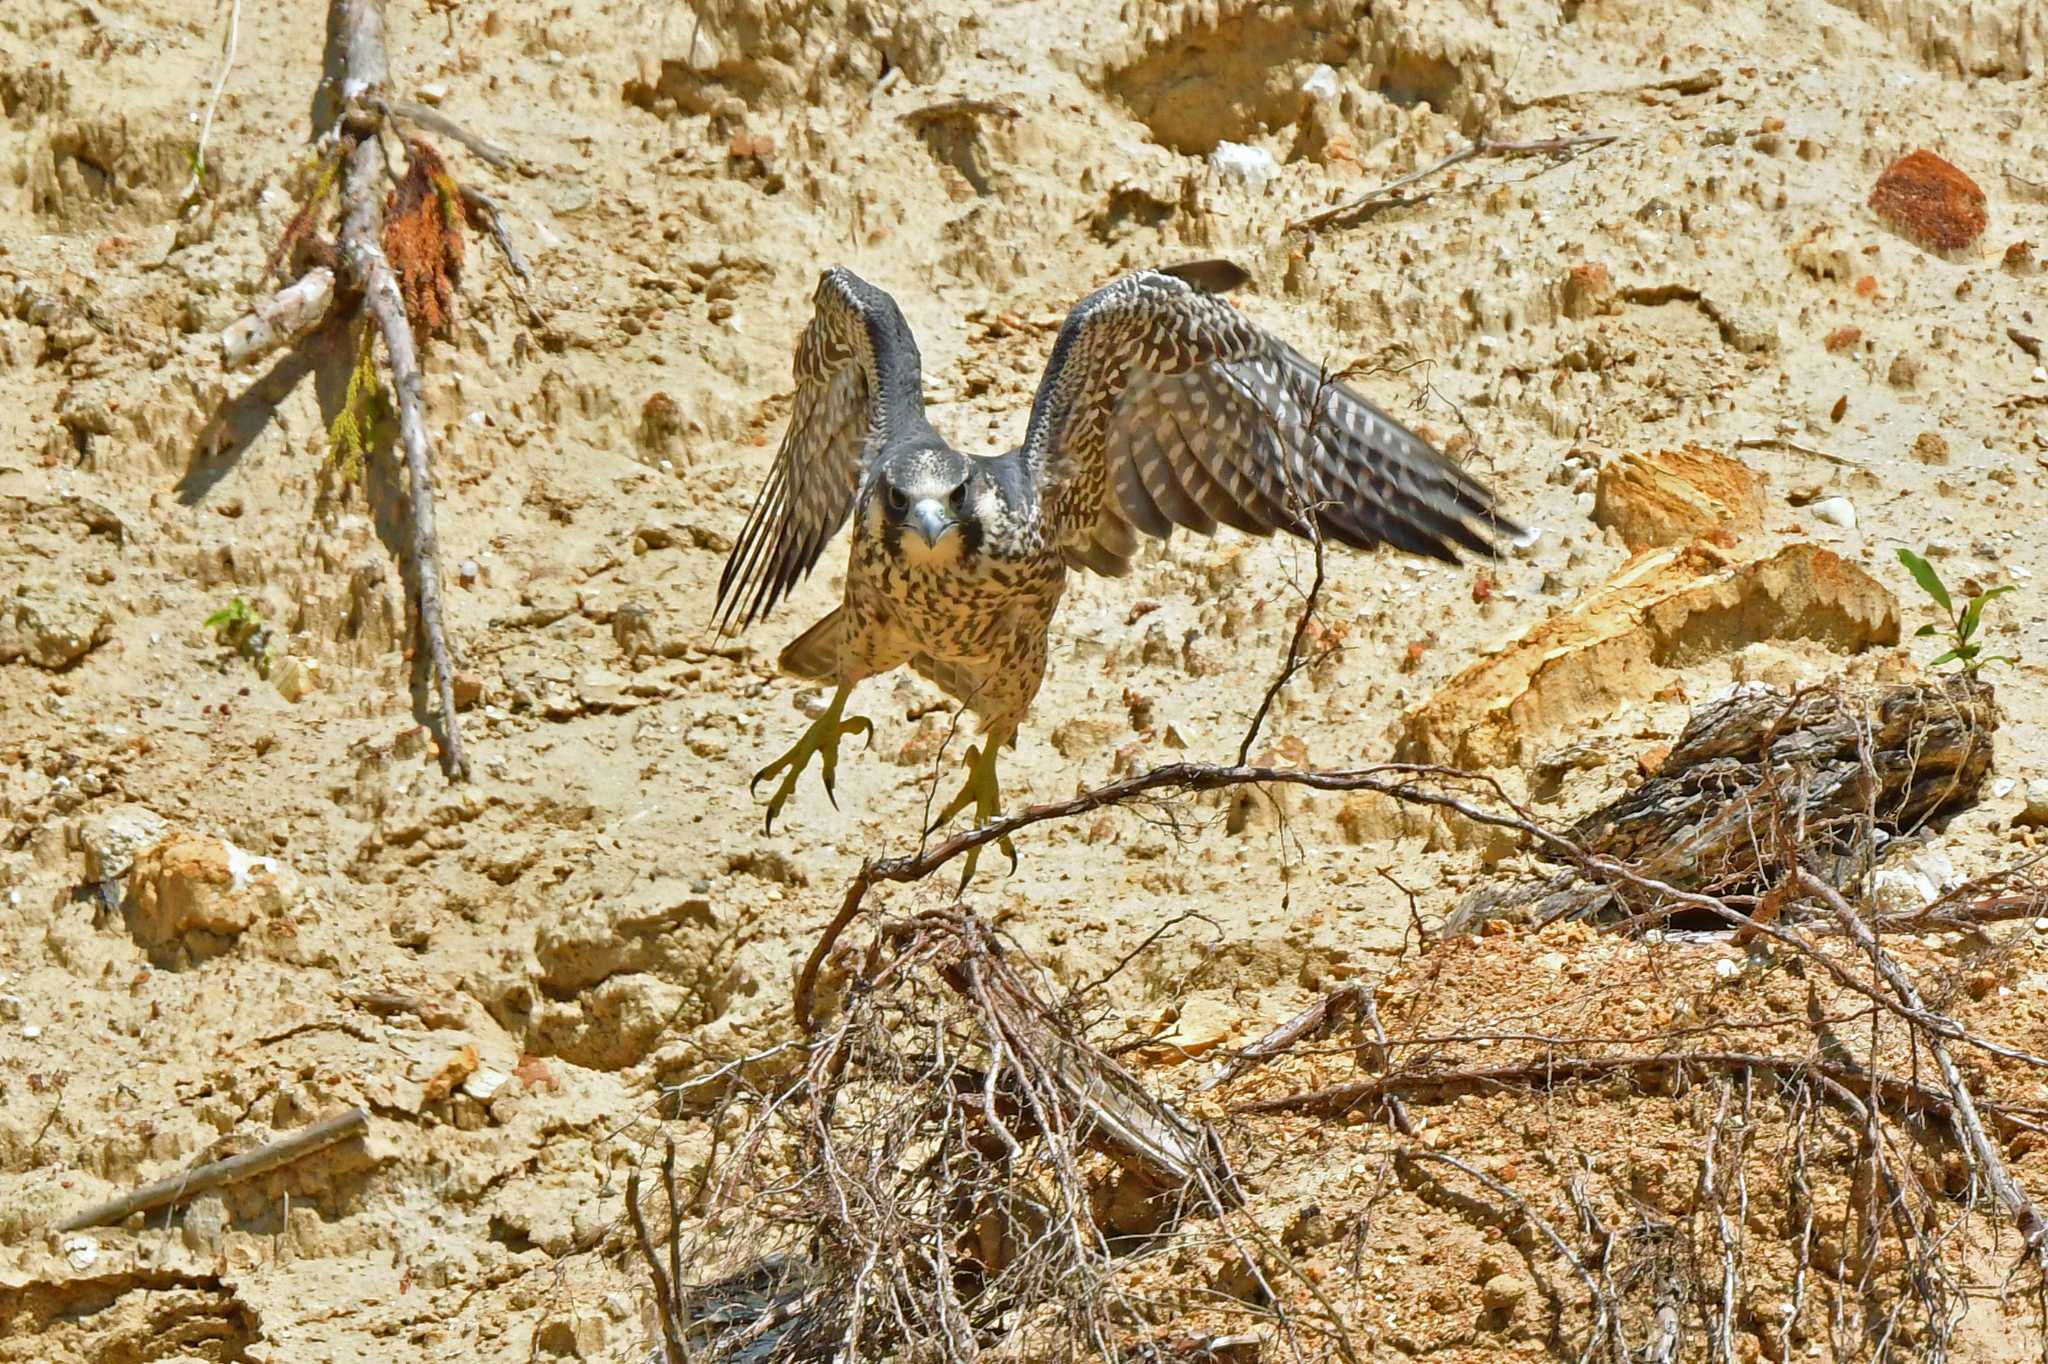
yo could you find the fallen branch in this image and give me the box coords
[1798,870,2048,1270]
[1232,1049,2046,1134]
[379,95,523,171]
[1734,434,1864,469]
[219,267,335,371]
[336,0,470,780]
[1287,133,1617,233]
[56,1107,368,1231]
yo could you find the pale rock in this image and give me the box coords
[1809,496,1856,529]
[1210,141,1276,193]
[1301,64,1340,102]
[0,584,113,670]
[78,804,169,881]
[2015,779,2048,828]
[271,654,319,702]
[1481,1272,1528,1311]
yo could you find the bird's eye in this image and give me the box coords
[887,488,908,513]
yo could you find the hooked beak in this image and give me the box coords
[908,498,957,548]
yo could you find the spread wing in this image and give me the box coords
[714,268,928,632]
[1022,268,1517,577]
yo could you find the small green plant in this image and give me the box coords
[1897,547,2017,677]
[204,598,276,678]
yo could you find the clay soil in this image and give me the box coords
[3,0,2048,1360]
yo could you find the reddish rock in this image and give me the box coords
[1868,150,1987,252]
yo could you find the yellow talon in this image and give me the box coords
[752,684,872,833]
[931,739,1018,890]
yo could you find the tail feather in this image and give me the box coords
[778,608,843,681]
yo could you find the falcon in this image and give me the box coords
[715,262,1516,881]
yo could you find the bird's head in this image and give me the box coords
[868,446,985,568]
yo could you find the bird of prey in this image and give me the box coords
[714,262,1515,881]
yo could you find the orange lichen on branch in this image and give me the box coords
[1868,149,1987,252]
[382,138,465,338]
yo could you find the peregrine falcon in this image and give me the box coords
[715,263,1516,880]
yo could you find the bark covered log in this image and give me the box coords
[1449,678,1995,932]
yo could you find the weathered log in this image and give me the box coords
[219,268,335,370]
[1448,678,1995,932]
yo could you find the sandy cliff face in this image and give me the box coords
[1,0,2045,1358]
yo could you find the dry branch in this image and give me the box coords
[219,267,335,370]
[56,1107,368,1231]
[1799,870,2048,1270]
[336,0,470,780]
[1233,1049,2045,1134]
[1287,133,1618,233]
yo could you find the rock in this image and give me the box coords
[1209,141,1276,193]
[1481,1272,1528,1311]
[1138,995,1236,1062]
[1300,64,1339,102]
[78,804,169,881]
[1593,444,1764,551]
[1399,542,1900,770]
[536,1309,608,1358]
[1910,431,1949,464]
[1809,496,1856,529]
[1869,150,1987,252]
[2016,779,2048,829]
[0,583,113,670]
[535,879,720,996]
[1561,261,1616,319]
[271,654,319,702]
[125,832,300,966]
[1712,301,1780,354]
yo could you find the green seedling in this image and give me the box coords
[204,598,276,678]
[1897,547,2017,678]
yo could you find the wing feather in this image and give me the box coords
[714,269,928,632]
[1023,269,1519,577]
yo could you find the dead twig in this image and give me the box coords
[378,95,523,171]
[1287,133,1617,233]
[1230,1049,2044,1134]
[1797,869,2048,1272]
[56,1107,368,1231]
[458,185,531,284]
[900,97,1021,127]
[336,0,470,780]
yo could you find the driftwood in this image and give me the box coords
[56,1107,368,1231]
[335,0,470,780]
[1448,679,1995,932]
[219,267,334,370]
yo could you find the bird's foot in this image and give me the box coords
[931,741,1018,891]
[751,685,872,833]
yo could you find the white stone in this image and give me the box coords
[1209,141,1277,193]
[1301,64,1340,102]
[1810,496,1856,529]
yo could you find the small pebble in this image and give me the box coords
[1713,958,1740,980]
[1481,1273,1528,1311]
[1810,496,1856,529]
